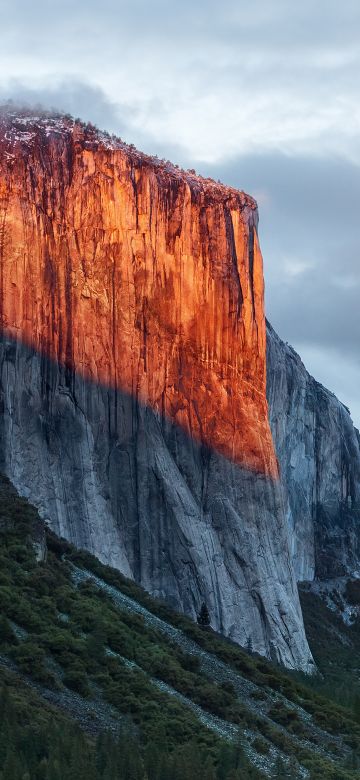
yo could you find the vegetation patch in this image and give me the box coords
[2,473,360,778]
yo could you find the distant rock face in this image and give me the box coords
[0,110,313,671]
[267,321,360,581]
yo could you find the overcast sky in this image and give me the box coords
[1,0,359,424]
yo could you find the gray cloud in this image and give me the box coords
[3,0,360,48]
[0,80,135,137]
[1,1,359,163]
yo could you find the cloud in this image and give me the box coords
[1,1,359,423]
[1,1,360,162]
[0,79,136,138]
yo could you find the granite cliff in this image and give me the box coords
[0,109,313,671]
[2,109,359,669]
[267,321,360,582]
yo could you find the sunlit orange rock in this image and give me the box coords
[0,111,316,671]
[0,112,278,478]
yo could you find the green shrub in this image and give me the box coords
[268,703,300,727]
[220,680,236,696]
[0,615,18,647]
[250,689,266,701]
[11,640,47,674]
[63,669,91,697]
[345,579,360,606]
[252,737,269,755]
[2,470,360,780]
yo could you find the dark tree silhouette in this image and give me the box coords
[197,602,210,627]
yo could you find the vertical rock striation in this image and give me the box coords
[0,109,313,670]
[267,321,360,581]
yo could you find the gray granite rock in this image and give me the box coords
[0,335,314,672]
[2,318,359,670]
[267,321,360,581]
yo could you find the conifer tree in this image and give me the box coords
[353,695,360,724]
[45,757,63,780]
[216,743,234,780]
[2,749,24,780]
[197,602,210,627]
[245,635,253,654]
[0,686,16,766]
[144,742,162,780]
[85,621,106,665]
[232,732,246,770]
[0,615,17,646]
[274,755,287,779]
[96,732,114,777]
[202,756,216,780]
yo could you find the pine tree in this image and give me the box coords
[102,749,119,780]
[197,602,210,627]
[0,684,10,722]
[353,695,360,724]
[67,727,97,780]
[273,755,287,779]
[202,756,216,780]
[144,742,162,780]
[85,621,106,665]
[216,744,234,780]
[117,730,144,780]
[171,752,187,780]
[2,748,24,780]
[232,732,246,770]
[0,687,16,766]
[245,636,253,654]
[345,749,359,770]
[96,732,114,777]
[45,758,63,780]
[177,743,205,780]
[158,753,173,780]
[0,614,17,646]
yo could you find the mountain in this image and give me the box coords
[1,473,360,780]
[267,322,360,582]
[0,107,312,672]
[2,108,360,676]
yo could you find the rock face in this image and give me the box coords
[267,321,360,581]
[0,109,313,670]
[0,473,47,562]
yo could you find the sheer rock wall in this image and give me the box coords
[0,111,313,670]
